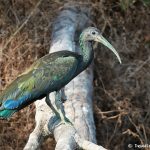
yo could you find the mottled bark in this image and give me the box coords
[24,4,106,150]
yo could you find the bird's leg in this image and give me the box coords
[45,94,60,117]
[55,91,73,125]
[61,88,67,103]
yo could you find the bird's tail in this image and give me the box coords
[0,96,33,119]
[0,99,16,119]
[0,99,18,119]
[0,109,17,119]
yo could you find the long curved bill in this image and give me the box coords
[96,35,122,64]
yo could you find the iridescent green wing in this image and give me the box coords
[0,60,40,102]
[0,51,81,110]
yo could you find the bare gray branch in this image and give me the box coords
[24,4,106,150]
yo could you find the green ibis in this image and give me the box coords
[0,27,121,124]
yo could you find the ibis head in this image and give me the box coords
[80,27,122,64]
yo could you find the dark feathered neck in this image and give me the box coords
[78,33,94,72]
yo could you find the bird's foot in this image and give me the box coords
[60,116,73,126]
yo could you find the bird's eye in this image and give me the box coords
[92,31,96,35]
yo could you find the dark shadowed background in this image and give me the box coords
[0,0,150,149]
